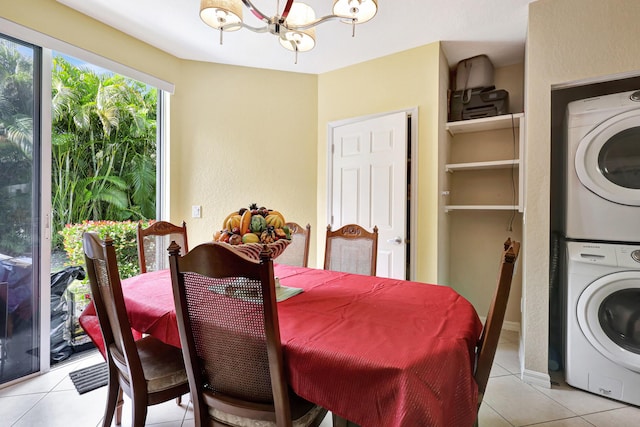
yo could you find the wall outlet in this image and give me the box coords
[191,205,202,218]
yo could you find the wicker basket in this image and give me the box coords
[219,239,290,261]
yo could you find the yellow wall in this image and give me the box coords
[1,0,466,284]
[524,0,640,377]
[317,43,444,282]
[170,62,318,252]
[0,0,181,84]
[1,0,319,260]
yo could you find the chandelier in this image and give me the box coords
[200,0,378,62]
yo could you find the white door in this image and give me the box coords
[330,112,408,279]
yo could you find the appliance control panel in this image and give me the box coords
[617,245,640,268]
[566,241,640,268]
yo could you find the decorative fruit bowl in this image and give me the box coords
[213,203,292,260]
[221,240,290,261]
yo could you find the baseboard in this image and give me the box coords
[472,319,549,389]
[478,317,520,333]
[521,369,551,389]
[502,320,520,332]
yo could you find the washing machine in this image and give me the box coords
[564,240,640,405]
[565,89,640,242]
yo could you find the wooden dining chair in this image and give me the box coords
[83,232,189,427]
[473,237,521,425]
[276,222,311,267]
[137,220,188,273]
[324,224,379,276]
[168,241,328,427]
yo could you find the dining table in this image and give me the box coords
[79,263,483,427]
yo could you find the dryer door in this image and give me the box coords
[577,271,640,372]
[575,109,640,206]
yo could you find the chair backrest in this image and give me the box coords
[83,232,144,388]
[137,221,188,273]
[168,242,293,424]
[474,238,521,403]
[276,222,311,267]
[324,224,379,276]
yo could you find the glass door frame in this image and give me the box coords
[1,16,173,383]
[0,32,47,385]
[40,47,53,375]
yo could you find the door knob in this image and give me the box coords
[387,237,403,244]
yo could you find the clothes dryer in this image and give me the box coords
[565,89,640,242]
[564,240,640,405]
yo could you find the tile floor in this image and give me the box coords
[1,330,639,426]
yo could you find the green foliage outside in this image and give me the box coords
[51,56,158,249]
[60,220,154,280]
[0,40,36,256]
[0,39,158,262]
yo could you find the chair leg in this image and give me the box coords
[115,388,124,426]
[131,392,149,427]
[332,413,347,427]
[103,379,120,427]
[332,413,359,427]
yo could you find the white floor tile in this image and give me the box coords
[493,340,521,375]
[12,329,633,427]
[490,363,512,378]
[0,393,46,426]
[11,389,107,427]
[115,395,190,427]
[581,406,640,427]
[483,375,577,426]
[319,411,333,427]
[478,402,513,426]
[524,417,595,427]
[533,380,627,415]
[0,369,68,396]
[146,422,185,427]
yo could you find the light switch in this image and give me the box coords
[191,205,202,218]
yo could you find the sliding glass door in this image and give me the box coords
[0,20,168,385]
[0,35,41,385]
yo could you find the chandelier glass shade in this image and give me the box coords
[200,0,378,58]
[200,0,243,30]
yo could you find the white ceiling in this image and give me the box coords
[57,0,535,74]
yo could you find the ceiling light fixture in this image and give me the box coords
[200,0,378,63]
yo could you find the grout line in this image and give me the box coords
[520,415,592,426]
[579,416,598,427]
[9,392,48,427]
[482,400,515,426]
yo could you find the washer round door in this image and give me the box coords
[575,109,640,206]
[577,271,640,372]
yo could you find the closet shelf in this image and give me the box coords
[446,113,524,136]
[445,159,519,172]
[444,205,520,212]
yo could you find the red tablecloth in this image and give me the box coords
[79,265,483,427]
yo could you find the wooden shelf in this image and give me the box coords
[446,113,524,136]
[445,159,519,172]
[444,205,520,212]
[443,112,525,213]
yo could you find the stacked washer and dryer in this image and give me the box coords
[564,89,640,405]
